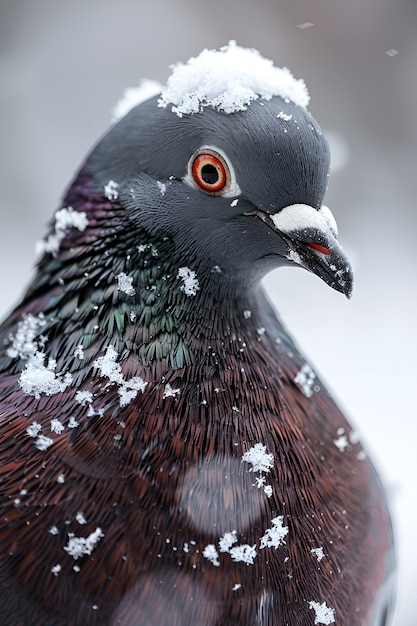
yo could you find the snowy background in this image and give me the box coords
[0,0,416,623]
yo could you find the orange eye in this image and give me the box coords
[185,146,241,197]
[191,152,228,193]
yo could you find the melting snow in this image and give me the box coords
[177,267,200,296]
[116,272,136,297]
[334,435,349,452]
[158,41,309,116]
[76,512,87,525]
[294,362,316,398]
[157,181,166,196]
[64,527,104,560]
[112,79,163,121]
[260,516,289,549]
[308,601,336,625]
[36,207,88,256]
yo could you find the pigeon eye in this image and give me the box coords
[186,146,241,197]
[192,152,227,192]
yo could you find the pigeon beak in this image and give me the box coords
[248,204,354,298]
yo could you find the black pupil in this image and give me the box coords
[201,163,219,185]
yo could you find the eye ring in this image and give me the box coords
[185,145,241,197]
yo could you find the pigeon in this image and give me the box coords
[0,42,394,625]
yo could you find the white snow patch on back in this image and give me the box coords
[260,516,289,549]
[7,313,46,360]
[19,352,73,399]
[202,544,220,567]
[242,443,274,473]
[116,272,136,297]
[308,601,336,625]
[112,79,163,121]
[294,362,317,398]
[229,544,257,565]
[64,527,104,560]
[93,346,147,407]
[311,547,325,562]
[158,40,309,116]
[177,267,200,296]
[36,207,88,257]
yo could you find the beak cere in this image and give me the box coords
[270,204,354,298]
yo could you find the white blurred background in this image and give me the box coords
[0,1,416,623]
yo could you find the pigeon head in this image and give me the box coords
[83,43,353,299]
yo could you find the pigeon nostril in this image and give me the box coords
[306,242,331,255]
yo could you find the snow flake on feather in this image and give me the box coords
[158,40,309,116]
[26,422,42,438]
[163,383,181,399]
[116,272,136,297]
[74,344,84,360]
[242,443,274,497]
[50,418,65,434]
[177,267,200,296]
[19,352,73,399]
[64,527,104,560]
[311,547,325,562]
[202,544,220,567]
[229,544,257,565]
[6,313,46,360]
[93,346,147,407]
[242,443,274,473]
[104,180,119,201]
[308,601,336,625]
[334,434,349,452]
[51,564,62,577]
[75,390,93,406]
[219,530,238,553]
[36,207,88,256]
[294,362,317,398]
[260,516,289,549]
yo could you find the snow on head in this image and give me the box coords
[112,79,163,121]
[158,41,309,117]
